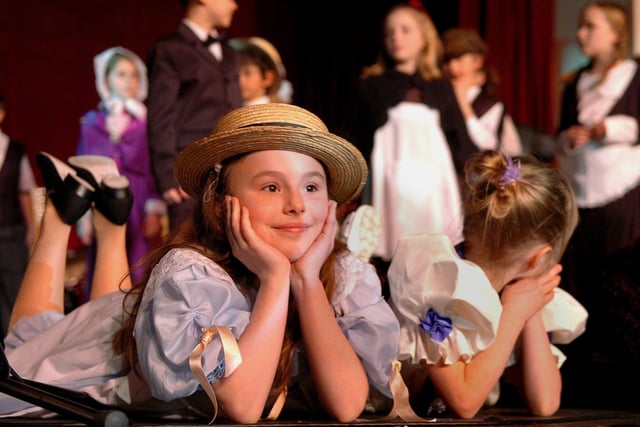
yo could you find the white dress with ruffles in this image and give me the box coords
[387,234,588,370]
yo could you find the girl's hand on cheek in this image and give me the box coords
[290,200,337,287]
[501,263,562,324]
[225,196,290,281]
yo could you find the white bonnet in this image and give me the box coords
[93,46,148,102]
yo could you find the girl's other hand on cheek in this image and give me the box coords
[291,200,337,288]
[225,195,289,281]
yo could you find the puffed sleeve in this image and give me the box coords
[542,288,588,345]
[134,249,251,402]
[331,253,400,398]
[527,287,588,368]
[388,234,502,366]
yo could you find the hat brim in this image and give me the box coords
[175,125,368,204]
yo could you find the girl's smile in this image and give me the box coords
[227,150,330,261]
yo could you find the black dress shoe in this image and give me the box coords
[94,175,133,225]
[35,152,95,225]
[67,155,134,225]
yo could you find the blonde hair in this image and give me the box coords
[361,4,442,80]
[462,151,578,264]
[580,2,631,85]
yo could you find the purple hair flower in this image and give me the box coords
[499,157,521,187]
[419,308,453,342]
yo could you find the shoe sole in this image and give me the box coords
[68,155,119,185]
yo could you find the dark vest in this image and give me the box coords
[0,140,26,226]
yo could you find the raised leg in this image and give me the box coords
[89,209,131,300]
[8,200,71,330]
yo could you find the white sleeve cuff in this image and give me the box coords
[145,199,167,216]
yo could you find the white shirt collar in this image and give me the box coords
[182,18,220,42]
[244,96,270,106]
[466,85,482,103]
[183,19,222,60]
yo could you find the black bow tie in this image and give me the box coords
[202,35,222,47]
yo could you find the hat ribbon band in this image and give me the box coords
[237,122,310,130]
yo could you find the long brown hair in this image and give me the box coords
[113,154,344,394]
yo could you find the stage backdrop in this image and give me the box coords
[0,0,556,186]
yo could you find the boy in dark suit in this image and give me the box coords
[147,0,242,233]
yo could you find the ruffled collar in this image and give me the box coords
[101,96,146,121]
[577,59,637,99]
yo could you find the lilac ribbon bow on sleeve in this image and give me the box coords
[419,308,453,342]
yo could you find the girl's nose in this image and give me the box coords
[284,191,305,214]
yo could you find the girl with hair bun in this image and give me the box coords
[388,150,586,419]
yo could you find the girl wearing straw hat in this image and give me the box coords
[1,103,400,424]
[122,103,399,422]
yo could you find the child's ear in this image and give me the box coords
[263,70,276,87]
[528,244,553,270]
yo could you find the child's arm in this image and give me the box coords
[426,264,561,419]
[290,201,368,422]
[212,196,292,423]
[509,311,561,416]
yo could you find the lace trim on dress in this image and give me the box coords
[140,248,233,313]
[332,251,366,306]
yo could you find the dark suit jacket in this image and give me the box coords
[146,22,242,194]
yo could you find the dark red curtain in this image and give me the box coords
[459,0,557,134]
[0,0,259,164]
[1,0,557,176]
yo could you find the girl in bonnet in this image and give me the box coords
[1,103,399,424]
[75,46,165,296]
[388,150,587,418]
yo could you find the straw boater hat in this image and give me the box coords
[174,103,368,203]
